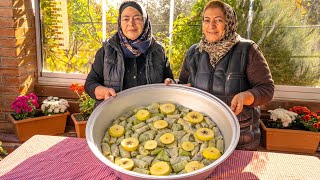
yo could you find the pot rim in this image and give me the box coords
[86,84,240,179]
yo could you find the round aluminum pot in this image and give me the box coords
[86,84,240,180]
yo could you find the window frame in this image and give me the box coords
[34,0,320,101]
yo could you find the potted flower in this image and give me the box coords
[69,83,95,138]
[8,93,70,142]
[261,106,320,154]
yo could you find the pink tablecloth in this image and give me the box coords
[0,135,319,180]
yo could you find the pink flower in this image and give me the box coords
[11,93,39,120]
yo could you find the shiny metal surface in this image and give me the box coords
[86,84,240,180]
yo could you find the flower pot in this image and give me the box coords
[260,120,320,154]
[71,113,87,138]
[8,111,69,142]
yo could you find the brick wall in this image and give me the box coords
[0,0,37,133]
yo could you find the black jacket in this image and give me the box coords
[179,39,274,150]
[85,34,174,106]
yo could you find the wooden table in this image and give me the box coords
[0,135,319,180]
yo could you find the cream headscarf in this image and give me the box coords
[198,1,241,67]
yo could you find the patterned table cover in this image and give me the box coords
[0,135,319,180]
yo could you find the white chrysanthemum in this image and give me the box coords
[41,104,46,111]
[54,108,60,113]
[268,108,298,127]
[59,99,69,107]
[41,97,69,114]
[60,106,66,112]
[61,104,67,110]
[282,122,289,127]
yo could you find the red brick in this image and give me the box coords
[0,102,12,112]
[25,63,37,73]
[0,112,5,120]
[4,97,17,107]
[2,73,35,86]
[19,80,35,95]
[0,17,14,27]
[13,0,24,8]
[15,37,34,47]
[0,67,19,76]
[1,54,37,68]
[14,27,24,37]
[16,65,26,75]
[0,48,16,57]
[0,27,14,36]
[14,17,34,29]
[0,38,16,47]
[2,77,20,86]
[0,85,19,94]
[1,57,20,67]
[2,106,13,112]
[0,0,12,7]
[0,27,24,37]
[25,45,36,56]
[14,0,33,9]
[24,27,35,37]
[0,95,4,103]
[20,55,36,66]
[4,95,18,104]
[2,46,26,57]
[16,46,25,57]
[0,121,14,133]
[14,9,34,19]
[0,8,13,17]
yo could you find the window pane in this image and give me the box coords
[253,0,320,87]
[40,0,116,74]
[167,0,320,87]
[39,0,319,88]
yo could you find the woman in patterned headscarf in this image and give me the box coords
[178,0,274,150]
[85,1,174,107]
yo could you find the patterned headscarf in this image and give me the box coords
[117,1,152,58]
[198,1,241,67]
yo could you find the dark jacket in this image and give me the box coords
[85,34,174,106]
[179,39,274,150]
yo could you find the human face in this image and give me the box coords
[202,7,226,43]
[120,7,144,40]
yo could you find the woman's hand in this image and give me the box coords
[164,78,191,87]
[164,78,175,85]
[94,86,117,100]
[230,91,254,115]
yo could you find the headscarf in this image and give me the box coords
[198,1,241,67]
[117,1,152,58]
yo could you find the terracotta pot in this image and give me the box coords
[8,111,69,142]
[71,113,87,138]
[260,120,320,154]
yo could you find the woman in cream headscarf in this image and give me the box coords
[179,0,274,150]
[85,1,174,107]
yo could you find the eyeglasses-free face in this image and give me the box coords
[120,7,144,40]
[202,7,226,43]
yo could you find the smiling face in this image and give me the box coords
[202,7,226,43]
[120,7,144,40]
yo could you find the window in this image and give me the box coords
[35,0,320,100]
[37,0,115,84]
